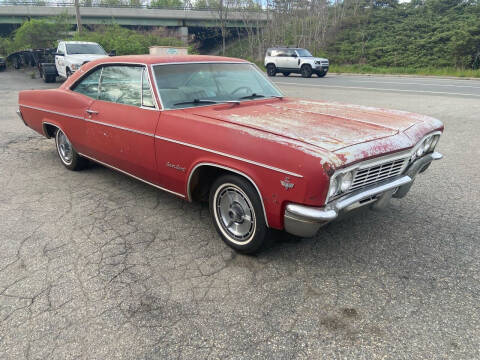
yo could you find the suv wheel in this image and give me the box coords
[266,64,277,77]
[317,71,327,78]
[301,64,312,78]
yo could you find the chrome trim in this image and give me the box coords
[326,130,443,203]
[71,61,160,111]
[155,135,303,178]
[42,121,63,139]
[19,104,84,121]
[78,152,185,198]
[285,204,337,222]
[16,109,27,126]
[431,152,443,160]
[84,118,155,138]
[334,176,411,211]
[186,162,269,227]
[150,61,283,112]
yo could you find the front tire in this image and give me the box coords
[55,128,87,171]
[209,175,268,254]
[316,71,327,78]
[282,72,290,77]
[266,64,277,77]
[66,68,72,78]
[301,65,312,78]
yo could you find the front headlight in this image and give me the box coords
[328,177,339,198]
[340,171,354,192]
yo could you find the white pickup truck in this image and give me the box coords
[54,41,110,78]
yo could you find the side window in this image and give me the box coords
[99,66,142,107]
[57,43,65,55]
[72,68,102,99]
[142,68,155,108]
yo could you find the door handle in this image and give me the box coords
[86,109,98,115]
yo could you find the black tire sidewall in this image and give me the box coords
[209,174,268,253]
[267,64,276,77]
[301,65,312,78]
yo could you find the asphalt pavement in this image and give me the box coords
[1,69,479,359]
[272,73,480,98]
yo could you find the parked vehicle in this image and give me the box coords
[6,48,58,82]
[264,47,329,78]
[54,41,110,79]
[0,56,6,71]
[17,55,443,253]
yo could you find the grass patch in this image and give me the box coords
[330,64,480,78]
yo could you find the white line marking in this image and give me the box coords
[274,82,480,97]
[339,79,480,89]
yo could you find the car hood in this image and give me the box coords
[66,54,108,63]
[192,98,429,154]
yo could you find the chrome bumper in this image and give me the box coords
[284,152,443,238]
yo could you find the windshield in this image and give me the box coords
[66,44,106,55]
[152,63,283,109]
[296,49,312,57]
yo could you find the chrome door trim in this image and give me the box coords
[20,104,84,121]
[187,162,269,227]
[83,117,155,137]
[154,134,303,178]
[78,152,185,199]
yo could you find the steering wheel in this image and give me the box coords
[230,86,252,96]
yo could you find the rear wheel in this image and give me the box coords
[209,175,269,254]
[55,128,87,171]
[266,64,277,77]
[301,64,312,78]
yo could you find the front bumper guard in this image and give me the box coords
[284,152,443,238]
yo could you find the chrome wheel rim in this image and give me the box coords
[214,183,256,244]
[56,130,73,165]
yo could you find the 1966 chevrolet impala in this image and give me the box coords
[17,55,444,253]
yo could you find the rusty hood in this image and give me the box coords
[191,98,430,153]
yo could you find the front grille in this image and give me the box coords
[349,157,408,192]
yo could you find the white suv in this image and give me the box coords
[264,47,329,78]
[55,41,109,78]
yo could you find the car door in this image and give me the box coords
[83,65,160,184]
[55,42,66,77]
[283,49,299,70]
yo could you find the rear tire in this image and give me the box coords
[55,128,87,171]
[209,174,269,254]
[301,64,312,78]
[266,64,277,77]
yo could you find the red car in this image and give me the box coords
[17,55,444,253]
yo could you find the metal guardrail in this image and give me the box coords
[0,1,265,13]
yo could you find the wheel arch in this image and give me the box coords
[187,162,269,227]
[42,121,61,138]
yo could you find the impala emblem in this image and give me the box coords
[280,177,294,190]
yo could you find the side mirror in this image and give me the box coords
[109,50,116,56]
[54,52,64,56]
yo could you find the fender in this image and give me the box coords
[186,162,270,227]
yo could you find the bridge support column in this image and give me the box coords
[177,26,188,45]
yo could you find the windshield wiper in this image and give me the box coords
[239,93,265,100]
[173,99,239,106]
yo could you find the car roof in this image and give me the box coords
[85,54,249,66]
[61,41,100,45]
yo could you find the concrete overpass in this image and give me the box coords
[0,4,268,28]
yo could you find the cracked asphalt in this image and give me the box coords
[1,69,479,359]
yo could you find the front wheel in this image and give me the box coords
[55,128,87,171]
[66,68,72,78]
[209,175,269,253]
[316,71,327,78]
[301,65,312,78]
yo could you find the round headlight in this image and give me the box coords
[423,137,433,152]
[429,135,439,151]
[340,172,354,192]
[328,177,339,198]
[416,144,425,157]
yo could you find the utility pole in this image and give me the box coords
[75,0,82,34]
